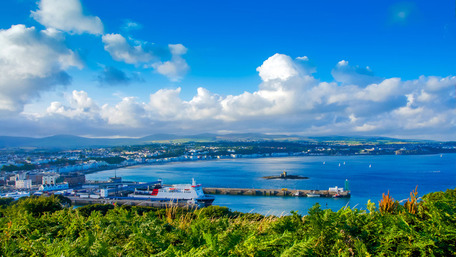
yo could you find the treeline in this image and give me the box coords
[0,189,455,256]
[0,163,36,172]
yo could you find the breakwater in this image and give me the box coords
[68,196,198,208]
[203,188,350,198]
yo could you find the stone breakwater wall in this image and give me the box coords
[203,188,350,198]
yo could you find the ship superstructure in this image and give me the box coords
[128,178,214,206]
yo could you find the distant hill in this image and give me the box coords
[0,133,434,150]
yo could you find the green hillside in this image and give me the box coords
[0,188,455,256]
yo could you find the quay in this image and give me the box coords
[66,186,350,208]
[68,196,199,208]
[202,187,350,198]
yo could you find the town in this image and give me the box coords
[1,140,455,195]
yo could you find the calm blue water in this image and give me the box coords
[87,154,456,215]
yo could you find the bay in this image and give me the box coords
[86,153,456,215]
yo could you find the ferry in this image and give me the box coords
[128,179,215,207]
[0,191,30,200]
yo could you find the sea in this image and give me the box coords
[86,153,456,216]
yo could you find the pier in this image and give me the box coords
[68,196,199,208]
[202,188,350,198]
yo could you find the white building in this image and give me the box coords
[42,175,58,185]
[15,173,27,181]
[15,179,32,189]
[328,186,344,194]
[39,183,69,192]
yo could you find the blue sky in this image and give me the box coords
[0,0,455,139]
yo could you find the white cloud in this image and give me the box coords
[103,36,189,81]
[102,33,153,64]
[9,53,456,140]
[101,97,146,127]
[152,44,189,81]
[148,88,186,119]
[47,90,99,120]
[256,54,299,82]
[296,56,309,61]
[0,25,82,114]
[188,88,222,119]
[169,44,188,56]
[355,78,402,102]
[31,0,103,35]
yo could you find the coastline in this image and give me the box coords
[82,152,453,177]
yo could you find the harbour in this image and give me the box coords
[65,178,349,208]
[86,154,455,214]
[2,154,453,215]
[203,187,350,198]
[65,185,349,209]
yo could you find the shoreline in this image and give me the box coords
[83,152,453,177]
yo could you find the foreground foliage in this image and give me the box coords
[0,189,455,256]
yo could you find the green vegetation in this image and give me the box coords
[0,163,36,172]
[0,189,455,256]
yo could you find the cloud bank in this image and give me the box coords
[0,0,454,140]
[0,25,82,115]
[21,53,455,140]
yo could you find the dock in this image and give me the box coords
[66,185,350,208]
[67,196,199,208]
[202,188,350,198]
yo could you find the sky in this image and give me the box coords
[0,0,455,140]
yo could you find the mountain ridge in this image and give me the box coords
[0,133,435,150]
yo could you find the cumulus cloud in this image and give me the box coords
[47,90,100,120]
[31,0,103,35]
[101,97,147,127]
[13,53,456,140]
[102,35,189,81]
[0,25,82,114]
[256,54,299,82]
[102,33,154,64]
[152,44,189,81]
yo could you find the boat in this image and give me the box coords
[128,178,215,207]
[306,191,320,197]
[0,191,30,200]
